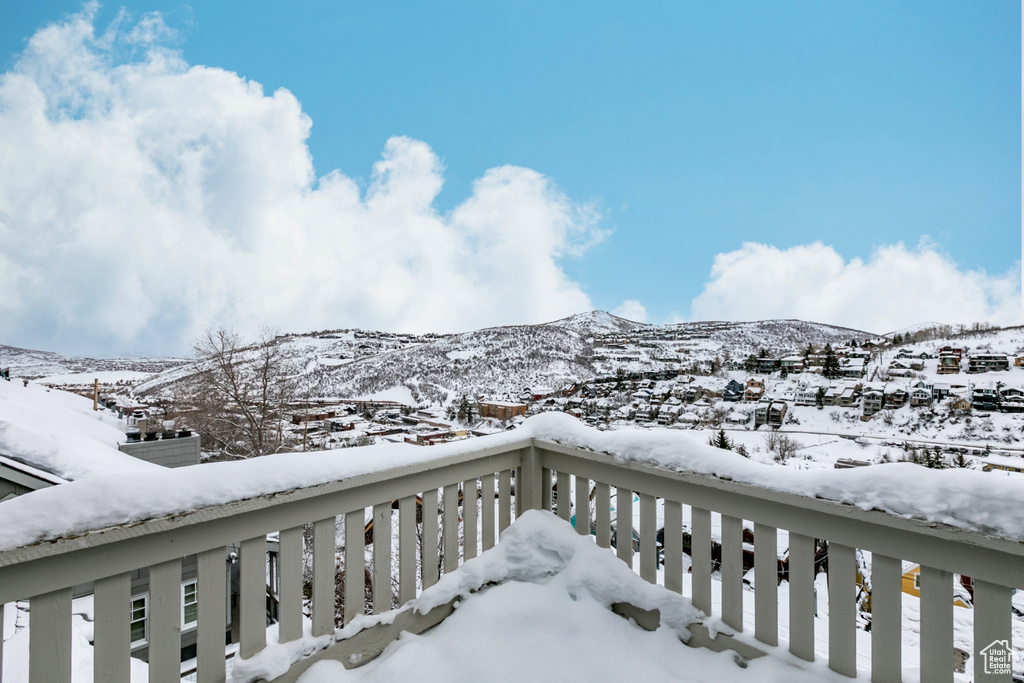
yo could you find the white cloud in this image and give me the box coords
[0,8,600,356]
[690,241,1022,333]
[612,300,648,323]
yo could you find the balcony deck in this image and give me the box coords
[0,413,1021,682]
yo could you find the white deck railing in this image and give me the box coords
[0,436,1020,682]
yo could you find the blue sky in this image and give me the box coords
[0,2,1020,355]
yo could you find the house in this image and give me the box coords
[754,398,786,428]
[838,385,861,407]
[822,385,841,406]
[477,401,529,420]
[840,358,866,379]
[755,357,782,374]
[937,354,961,374]
[794,382,819,406]
[999,387,1024,413]
[887,360,914,378]
[950,396,972,412]
[779,356,804,373]
[932,383,951,400]
[938,346,965,359]
[971,384,999,411]
[982,454,1024,474]
[722,379,744,402]
[744,378,765,402]
[1015,355,1024,368]
[861,389,884,417]
[657,403,682,425]
[967,354,1009,374]
[909,387,932,408]
[883,386,907,410]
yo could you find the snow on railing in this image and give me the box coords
[0,414,1021,682]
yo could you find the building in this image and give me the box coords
[743,378,765,402]
[967,354,1009,374]
[861,389,884,417]
[477,401,529,420]
[937,354,961,374]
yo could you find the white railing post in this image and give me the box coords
[870,553,901,683]
[638,493,656,583]
[919,565,953,683]
[616,487,633,568]
[240,536,267,658]
[30,588,72,683]
[372,504,392,614]
[973,579,1013,683]
[498,470,512,533]
[481,476,496,551]
[344,512,363,625]
[691,507,712,616]
[398,496,417,604]
[519,446,542,512]
[422,489,439,589]
[788,532,815,662]
[556,471,571,522]
[443,484,460,574]
[313,517,336,635]
[595,482,611,549]
[463,479,478,560]
[278,528,303,644]
[721,514,743,631]
[754,523,778,646]
[94,572,130,683]
[827,543,857,677]
[197,547,228,683]
[663,500,683,595]
[148,558,182,681]
[541,467,553,511]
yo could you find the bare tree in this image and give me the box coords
[188,327,298,458]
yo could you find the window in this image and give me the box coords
[182,581,198,630]
[130,595,148,646]
[913,572,921,590]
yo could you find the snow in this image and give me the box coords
[36,370,152,386]
[349,386,417,406]
[234,512,850,683]
[2,412,1023,553]
[0,379,159,481]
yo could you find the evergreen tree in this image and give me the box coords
[780,366,788,379]
[743,354,757,373]
[815,387,826,409]
[709,429,732,451]
[822,344,841,380]
[735,443,749,458]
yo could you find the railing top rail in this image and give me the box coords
[0,435,533,564]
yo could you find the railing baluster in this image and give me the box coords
[481,475,496,551]
[691,507,712,616]
[556,471,571,522]
[498,470,512,533]
[973,579,1013,683]
[240,536,267,658]
[399,496,417,604]
[721,514,743,631]
[754,523,778,646]
[464,479,478,560]
[788,532,815,662]
[94,572,130,683]
[639,492,656,583]
[197,547,227,683]
[616,487,633,568]
[148,558,182,680]
[515,466,524,517]
[443,483,460,573]
[422,489,439,589]
[575,476,591,536]
[0,602,4,683]
[919,565,953,683]
[663,500,683,595]
[278,528,302,644]
[870,553,900,682]
[343,512,363,625]
[541,467,553,511]
[372,503,392,614]
[827,543,857,677]
[595,482,611,549]
[29,588,72,683]
[314,516,337,634]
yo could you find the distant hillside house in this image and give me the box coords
[478,401,528,420]
[744,378,765,402]
[967,354,1009,374]
[937,354,961,374]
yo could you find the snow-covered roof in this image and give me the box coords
[0,380,160,481]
